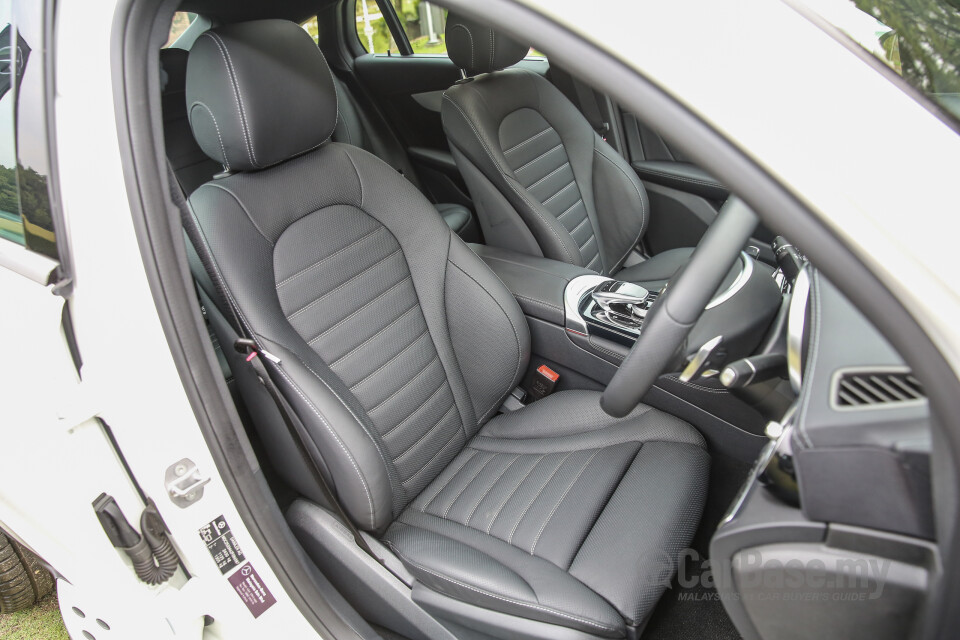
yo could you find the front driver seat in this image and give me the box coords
[185,20,707,639]
[441,15,694,288]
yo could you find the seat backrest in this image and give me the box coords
[441,14,649,276]
[184,20,529,533]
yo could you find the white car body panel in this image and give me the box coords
[0,1,317,637]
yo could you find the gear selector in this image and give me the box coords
[591,280,652,328]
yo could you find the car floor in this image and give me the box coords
[641,452,750,640]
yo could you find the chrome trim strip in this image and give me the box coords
[705,252,754,309]
[565,253,757,337]
[564,274,611,335]
[787,265,812,393]
[0,239,58,286]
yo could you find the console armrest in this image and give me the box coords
[469,244,594,325]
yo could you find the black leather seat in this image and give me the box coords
[160,48,476,240]
[184,20,707,639]
[328,72,478,239]
[441,15,694,288]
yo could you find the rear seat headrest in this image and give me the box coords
[186,19,338,172]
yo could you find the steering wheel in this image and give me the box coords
[600,197,759,417]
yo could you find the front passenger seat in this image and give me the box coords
[184,20,707,640]
[442,15,694,288]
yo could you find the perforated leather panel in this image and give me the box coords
[499,109,602,272]
[275,205,465,500]
[409,443,639,568]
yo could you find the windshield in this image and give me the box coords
[796,0,960,124]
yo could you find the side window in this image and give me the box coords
[302,16,319,44]
[0,17,23,246]
[163,12,196,48]
[0,1,58,259]
[355,1,545,57]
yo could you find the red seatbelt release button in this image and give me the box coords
[529,365,559,401]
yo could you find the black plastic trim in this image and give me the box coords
[372,0,413,56]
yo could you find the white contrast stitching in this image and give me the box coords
[503,127,552,154]
[526,161,570,191]
[421,449,479,513]
[530,448,603,554]
[442,452,499,518]
[189,102,230,170]
[398,555,617,633]
[485,454,547,533]
[594,147,646,267]
[277,225,385,288]
[449,24,474,71]
[203,33,258,168]
[443,96,575,264]
[464,454,522,527]
[507,451,574,544]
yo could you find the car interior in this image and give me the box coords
[147,1,937,639]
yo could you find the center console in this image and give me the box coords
[471,243,784,459]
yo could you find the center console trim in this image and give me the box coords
[563,274,610,335]
[563,252,756,338]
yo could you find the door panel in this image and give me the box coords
[622,109,776,258]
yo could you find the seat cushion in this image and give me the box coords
[382,390,708,636]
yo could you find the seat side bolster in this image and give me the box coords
[591,140,648,273]
[260,337,396,532]
[445,239,531,427]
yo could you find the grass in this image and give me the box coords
[0,591,69,640]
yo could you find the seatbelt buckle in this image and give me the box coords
[499,387,527,413]
[527,365,559,402]
[233,338,281,364]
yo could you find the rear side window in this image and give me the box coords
[164,12,196,48]
[0,4,58,260]
[355,1,544,57]
[0,22,23,245]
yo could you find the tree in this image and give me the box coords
[855,0,960,96]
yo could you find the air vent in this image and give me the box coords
[834,370,925,408]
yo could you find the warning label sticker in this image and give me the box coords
[199,515,246,575]
[228,563,277,618]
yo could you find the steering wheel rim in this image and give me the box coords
[600,197,760,417]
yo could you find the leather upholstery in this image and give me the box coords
[185,20,707,635]
[442,17,695,289]
[186,20,339,171]
[384,391,708,635]
[445,13,529,77]
[470,243,593,326]
[160,48,224,194]
[163,39,474,237]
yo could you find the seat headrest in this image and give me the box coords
[445,14,528,77]
[186,20,337,172]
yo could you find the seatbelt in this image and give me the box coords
[547,67,609,138]
[572,80,609,138]
[167,163,389,570]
